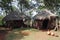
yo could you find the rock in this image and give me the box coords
[51,32,55,36]
[47,31,51,35]
[21,30,30,36]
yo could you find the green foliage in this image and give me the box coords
[0,0,13,13]
[18,0,30,12]
[0,16,4,25]
[38,6,46,10]
[18,0,30,8]
[44,0,60,10]
[44,0,55,9]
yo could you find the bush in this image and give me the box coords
[0,16,4,26]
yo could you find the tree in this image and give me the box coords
[44,0,60,12]
[17,0,30,13]
[0,0,13,15]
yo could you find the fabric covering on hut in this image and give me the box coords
[2,11,30,28]
[33,9,58,30]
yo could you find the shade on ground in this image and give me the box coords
[0,30,7,40]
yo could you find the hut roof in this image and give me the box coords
[2,11,30,21]
[33,9,58,20]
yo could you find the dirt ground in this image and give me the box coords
[20,30,60,40]
[0,28,60,40]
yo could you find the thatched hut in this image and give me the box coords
[33,9,58,30]
[2,11,30,28]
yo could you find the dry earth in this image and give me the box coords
[13,30,60,40]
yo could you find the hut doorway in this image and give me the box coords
[42,19,49,29]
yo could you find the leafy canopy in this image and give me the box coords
[0,0,13,12]
[44,0,60,10]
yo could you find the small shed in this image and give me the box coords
[2,11,30,28]
[33,9,58,30]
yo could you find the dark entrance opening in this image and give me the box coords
[42,19,49,29]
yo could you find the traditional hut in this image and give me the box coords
[33,9,58,30]
[2,11,30,28]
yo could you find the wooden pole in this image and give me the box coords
[54,18,58,31]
